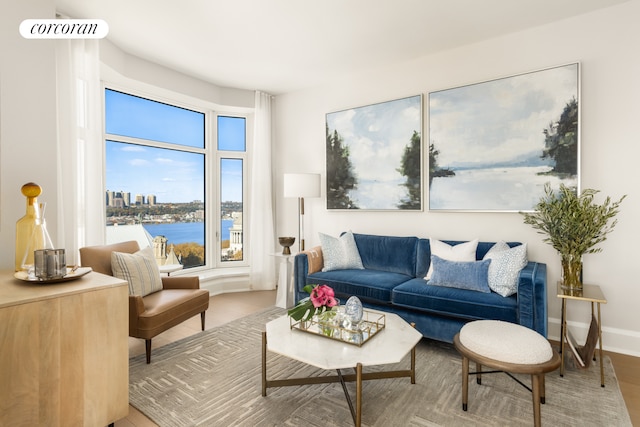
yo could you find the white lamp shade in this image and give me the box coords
[283,173,321,198]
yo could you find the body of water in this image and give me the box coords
[143,219,234,245]
[429,166,578,211]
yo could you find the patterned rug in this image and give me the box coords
[129,307,631,426]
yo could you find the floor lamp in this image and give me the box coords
[283,173,321,252]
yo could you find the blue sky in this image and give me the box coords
[105,89,244,203]
[106,141,206,203]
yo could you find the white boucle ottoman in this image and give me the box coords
[453,320,561,427]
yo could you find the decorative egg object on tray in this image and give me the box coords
[345,296,363,323]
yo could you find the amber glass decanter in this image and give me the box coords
[15,183,53,272]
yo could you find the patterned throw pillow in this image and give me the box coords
[302,246,324,274]
[111,246,163,296]
[483,242,528,297]
[425,238,479,279]
[429,255,491,293]
[319,231,364,272]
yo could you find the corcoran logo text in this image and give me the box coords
[20,19,109,39]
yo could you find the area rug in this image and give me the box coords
[129,307,632,426]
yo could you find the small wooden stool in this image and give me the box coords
[453,320,560,427]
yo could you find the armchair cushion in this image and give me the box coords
[111,247,163,296]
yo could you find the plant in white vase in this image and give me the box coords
[521,183,625,290]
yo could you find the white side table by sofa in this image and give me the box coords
[271,253,294,309]
[158,264,183,276]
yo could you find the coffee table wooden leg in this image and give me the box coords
[410,322,417,384]
[262,331,267,397]
[411,345,416,384]
[356,363,362,427]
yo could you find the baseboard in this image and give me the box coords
[549,316,640,357]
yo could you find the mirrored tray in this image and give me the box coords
[14,267,93,284]
[290,309,385,347]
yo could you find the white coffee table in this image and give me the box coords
[261,310,422,426]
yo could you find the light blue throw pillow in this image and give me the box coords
[483,241,528,297]
[319,231,365,272]
[429,255,491,293]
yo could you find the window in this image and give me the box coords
[104,88,248,270]
[218,116,246,262]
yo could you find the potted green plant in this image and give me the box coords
[521,183,625,291]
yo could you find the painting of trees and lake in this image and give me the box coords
[326,95,422,210]
[429,63,579,211]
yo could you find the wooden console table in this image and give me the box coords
[0,270,129,426]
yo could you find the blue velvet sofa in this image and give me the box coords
[293,233,548,343]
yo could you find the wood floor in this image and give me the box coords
[115,290,640,426]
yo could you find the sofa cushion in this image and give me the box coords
[352,233,418,276]
[429,256,491,293]
[319,231,364,272]
[483,242,528,297]
[307,269,413,303]
[425,238,479,279]
[392,278,518,323]
[301,246,324,274]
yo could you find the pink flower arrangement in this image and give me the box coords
[309,284,338,308]
[288,284,338,321]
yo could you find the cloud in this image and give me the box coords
[129,158,150,166]
[121,145,146,152]
[429,64,577,167]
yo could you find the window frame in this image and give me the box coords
[102,83,251,272]
[212,113,250,267]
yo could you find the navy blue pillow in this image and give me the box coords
[429,255,491,293]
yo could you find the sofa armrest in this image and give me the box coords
[161,276,200,290]
[294,253,310,303]
[516,261,548,337]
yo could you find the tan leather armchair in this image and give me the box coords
[79,241,210,364]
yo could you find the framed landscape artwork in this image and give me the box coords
[428,63,580,212]
[326,95,422,210]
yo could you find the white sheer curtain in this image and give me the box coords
[249,91,276,289]
[55,39,105,265]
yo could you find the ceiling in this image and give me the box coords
[55,0,628,95]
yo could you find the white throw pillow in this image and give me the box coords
[483,241,528,297]
[425,238,478,280]
[319,231,364,272]
[111,246,163,297]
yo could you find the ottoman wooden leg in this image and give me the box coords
[532,374,542,427]
[462,356,469,411]
[476,362,482,385]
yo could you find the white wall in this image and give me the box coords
[0,0,59,269]
[274,1,640,356]
[100,39,255,112]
